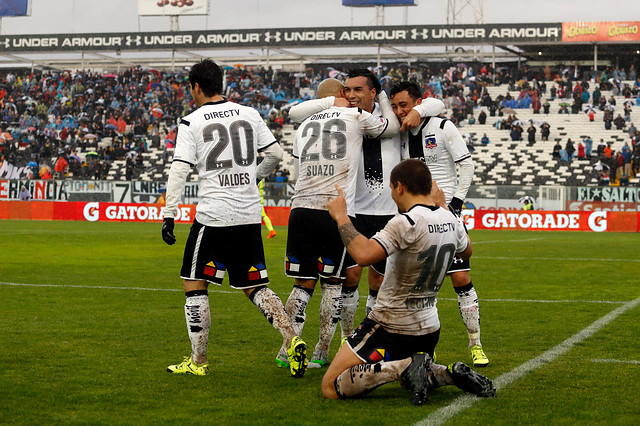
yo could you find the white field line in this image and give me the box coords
[591,358,640,365]
[415,294,640,426]
[0,282,629,305]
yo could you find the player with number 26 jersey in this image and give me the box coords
[291,106,387,217]
[173,99,279,227]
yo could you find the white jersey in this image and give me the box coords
[369,204,468,335]
[354,102,402,216]
[402,117,471,203]
[173,100,277,227]
[291,106,386,216]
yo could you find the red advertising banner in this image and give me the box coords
[562,21,640,42]
[462,210,639,232]
[0,201,291,226]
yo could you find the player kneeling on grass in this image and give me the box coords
[322,159,495,405]
[161,59,306,378]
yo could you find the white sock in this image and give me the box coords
[340,286,359,339]
[335,358,410,398]
[250,286,295,346]
[285,284,313,337]
[365,289,378,316]
[315,281,342,353]
[456,282,481,347]
[184,290,211,365]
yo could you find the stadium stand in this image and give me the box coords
[1,64,639,188]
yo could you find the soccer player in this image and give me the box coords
[259,178,277,239]
[276,77,400,369]
[390,81,489,367]
[288,70,445,365]
[161,59,307,378]
[322,159,495,404]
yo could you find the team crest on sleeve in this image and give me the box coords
[204,261,226,280]
[424,135,437,149]
[317,257,335,275]
[248,264,268,281]
[369,348,391,362]
[285,256,300,273]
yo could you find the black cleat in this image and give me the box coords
[400,352,433,406]
[448,362,496,398]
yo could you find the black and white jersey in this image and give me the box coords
[173,100,277,227]
[291,106,386,216]
[402,117,471,203]
[354,102,402,216]
[370,204,468,335]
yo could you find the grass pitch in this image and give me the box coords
[0,220,638,425]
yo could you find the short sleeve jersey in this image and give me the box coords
[173,99,277,227]
[369,204,468,335]
[354,102,402,216]
[403,117,471,203]
[291,106,386,216]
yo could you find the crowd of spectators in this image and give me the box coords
[0,62,639,186]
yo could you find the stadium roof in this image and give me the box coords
[0,21,638,71]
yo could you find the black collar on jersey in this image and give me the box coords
[202,99,228,106]
[408,203,439,212]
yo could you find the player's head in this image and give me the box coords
[390,81,423,123]
[189,59,223,102]
[317,78,344,99]
[344,68,380,113]
[390,159,432,196]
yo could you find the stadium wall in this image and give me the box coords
[1,201,638,232]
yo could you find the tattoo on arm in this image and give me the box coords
[338,223,361,248]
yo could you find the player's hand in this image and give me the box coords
[448,196,464,217]
[162,218,176,245]
[327,184,348,222]
[333,97,350,108]
[401,109,422,132]
[431,180,447,209]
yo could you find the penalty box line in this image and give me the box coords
[415,294,640,426]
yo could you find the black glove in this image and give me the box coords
[448,197,464,217]
[162,218,176,245]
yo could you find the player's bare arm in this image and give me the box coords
[327,184,386,266]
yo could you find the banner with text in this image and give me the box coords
[562,21,640,42]
[0,23,562,53]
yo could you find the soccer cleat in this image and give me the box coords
[400,352,432,406]
[447,362,496,398]
[307,350,329,369]
[267,230,277,239]
[275,347,290,368]
[167,356,209,376]
[470,344,489,368]
[340,336,348,348]
[287,336,308,378]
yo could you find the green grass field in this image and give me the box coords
[1,220,638,425]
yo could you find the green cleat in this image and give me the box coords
[167,356,209,376]
[307,350,328,369]
[275,347,289,368]
[470,344,489,368]
[287,336,308,378]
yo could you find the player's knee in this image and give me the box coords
[321,374,340,399]
[345,267,362,287]
[451,271,471,287]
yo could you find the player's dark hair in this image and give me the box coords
[390,81,422,101]
[390,159,432,195]
[347,68,381,95]
[189,59,223,97]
